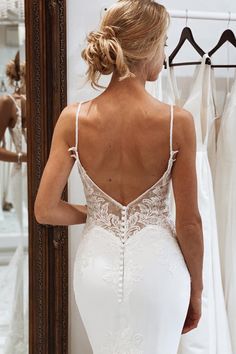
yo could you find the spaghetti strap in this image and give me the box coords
[169,104,178,161]
[75,102,82,151]
[68,101,83,160]
[170,104,174,154]
[6,93,21,111]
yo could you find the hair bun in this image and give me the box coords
[82,25,131,88]
[102,26,117,40]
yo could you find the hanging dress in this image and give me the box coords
[213,74,236,354]
[69,101,191,354]
[165,54,233,354]
[207,68,233,183]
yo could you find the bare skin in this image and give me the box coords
[34,38,203,334]
[0,91,27,163]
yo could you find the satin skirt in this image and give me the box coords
[73,224,191,354]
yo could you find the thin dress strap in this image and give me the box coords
[75,102,82,151]
[170,104,174,154]
[6,93,21,111]
[169,104,179,161]
[68,101,83,160]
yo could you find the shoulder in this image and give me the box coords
[56,102,82,127]
[173,105,195,134]
[57,102,78,121]
[151,99,194,132]
[53,102,80,146]
[172,105,196,147]
[0,94,13,109]
[0,95,15,125]
[173,105,194,127]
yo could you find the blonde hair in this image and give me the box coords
[81,0,170,89]
[5,51,26,88]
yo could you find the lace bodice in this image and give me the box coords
[68,101,178,243]
[7,94,27,154]
[70,147,178,242]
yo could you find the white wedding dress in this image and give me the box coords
[213,75,236,354]
[7,94,28,227]
[69,102,191,354]
[166,54,232,354]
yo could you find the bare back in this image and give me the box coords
[68,94,177,206]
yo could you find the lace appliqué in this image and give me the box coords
[98,305,144,353]
[98,326,144,354]
[74,227,119,280]
[78,160,176,242]
[74,224,189,304]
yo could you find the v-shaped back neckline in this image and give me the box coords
[70,147,178,209]
[68,100,178,209]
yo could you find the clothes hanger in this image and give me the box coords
[164,10,211,68]
[208,29,236,68]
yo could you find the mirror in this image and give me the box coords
[0,0,28,352]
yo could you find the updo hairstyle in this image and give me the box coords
[5,51,26,89]
[81,0,170,89]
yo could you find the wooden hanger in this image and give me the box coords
[208,29,236,68]
[164,26,211,68]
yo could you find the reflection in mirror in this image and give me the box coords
[0,1,28,353]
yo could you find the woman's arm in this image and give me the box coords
[171,107,204,295]
[34,104,87,226]
[0,96,27,162]
[0,147,27,162]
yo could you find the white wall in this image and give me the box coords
[67,1,236,353]
[0,25,20,93]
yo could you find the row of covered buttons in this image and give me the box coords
[118,205,127,303]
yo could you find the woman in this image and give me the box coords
[0,52,28,353]
[35,1,204,353]
[0,51,27,216]
[0,51,27,164]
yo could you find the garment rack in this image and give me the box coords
[166,9,236,68]
[168,9,236,22]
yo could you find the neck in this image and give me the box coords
[14,85,26,95]
[106,68,148,95]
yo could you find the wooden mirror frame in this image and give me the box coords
[25,1,68,353]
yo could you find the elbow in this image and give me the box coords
[34,200,50,225]
[176,213,203,232]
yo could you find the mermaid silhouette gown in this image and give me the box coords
[68,102,191,354]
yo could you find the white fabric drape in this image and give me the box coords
[163,54,233,354]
